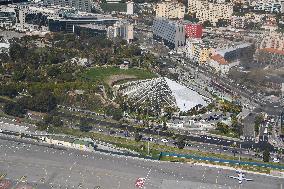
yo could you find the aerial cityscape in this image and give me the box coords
[0,0,283,188]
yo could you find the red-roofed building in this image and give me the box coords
[209,54,240,74]
[184,23,202,38]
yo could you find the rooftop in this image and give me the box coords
[211,54,228,65]
[259,48,284,55]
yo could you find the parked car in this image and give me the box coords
[161,139,168,143]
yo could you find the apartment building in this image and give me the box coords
[107,20,133,43]
[184,23,203,38]
[253,0,284,13]
[256,48,284,66]
[259,32,284,51]
[155,1,185,19]
[185,39,217,63]
[0,6,16,28]
[188,0,233,26]
[43,0,92,12]
[153,18,186,49]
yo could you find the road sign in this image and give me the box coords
[135,178,145,188]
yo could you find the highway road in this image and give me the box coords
[0,138,283,189]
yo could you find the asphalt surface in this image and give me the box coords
[0,138,283,189]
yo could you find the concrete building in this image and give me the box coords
[209,43,254,74]
[254,0,284,13]
[74,19,133,43]
[184,23,202,38]
[107,19,133,43]
[185,39,217,63]
[153,18,186,49]
[43,0,92,12]
[48,13,118,33]
[155,1,185,19]
[188,0,233,26]
[17,4,74,31]
[126,1,133,15]
[231,16,246,29]
[0,6,16,28]
[259,32,284,51]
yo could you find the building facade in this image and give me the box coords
[155,1,185,19]
[107,20,133,43]
[256,48,284,66]
[0,6,16,28]
[126,1,133,15]
[184,23,202,38]
[188,0,233,25]
[43,0,92,12]
[253,0,284,13]
[185,39,216,63]
[153,18,186,49]
[259,32,284,51]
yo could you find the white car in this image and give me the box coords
[161,139,168,143]
[273,158,280,163]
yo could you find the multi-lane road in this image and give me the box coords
[0,138,283,189]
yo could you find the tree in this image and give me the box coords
[231,116,242,137]
[176,136,186,149]
[79,119,92,132]
[216,122,229,134]
[112,108,123,121]
[134,132,142,142]
[216,19,229,27]
[0,84,18,97]
[263,148,270,162]
[203,20,212,28]
[20,91,57,112]
[3,102,26,117]
[105,105,123,121]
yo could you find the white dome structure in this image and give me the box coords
[116,77,208,112]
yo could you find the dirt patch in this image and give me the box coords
[107,74,137,86]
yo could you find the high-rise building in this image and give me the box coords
[184,23,202,38]
[43,0,92,12]
[153,18,186,49]
[155,1,185,19]
[126,1,133,15]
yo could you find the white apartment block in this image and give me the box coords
[153,18,186,49]
[107,20,134,43]
[253,0,284,13]
[126,1,134,15]
[155,1,185,19]
[188,0,233,25]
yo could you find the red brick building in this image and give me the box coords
[184,23,202,38]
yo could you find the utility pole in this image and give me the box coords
[147,141,150,155]
[239,143,241,162]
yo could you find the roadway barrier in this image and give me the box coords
[159,152,284,170]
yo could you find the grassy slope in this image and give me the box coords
[81,67,157,84]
